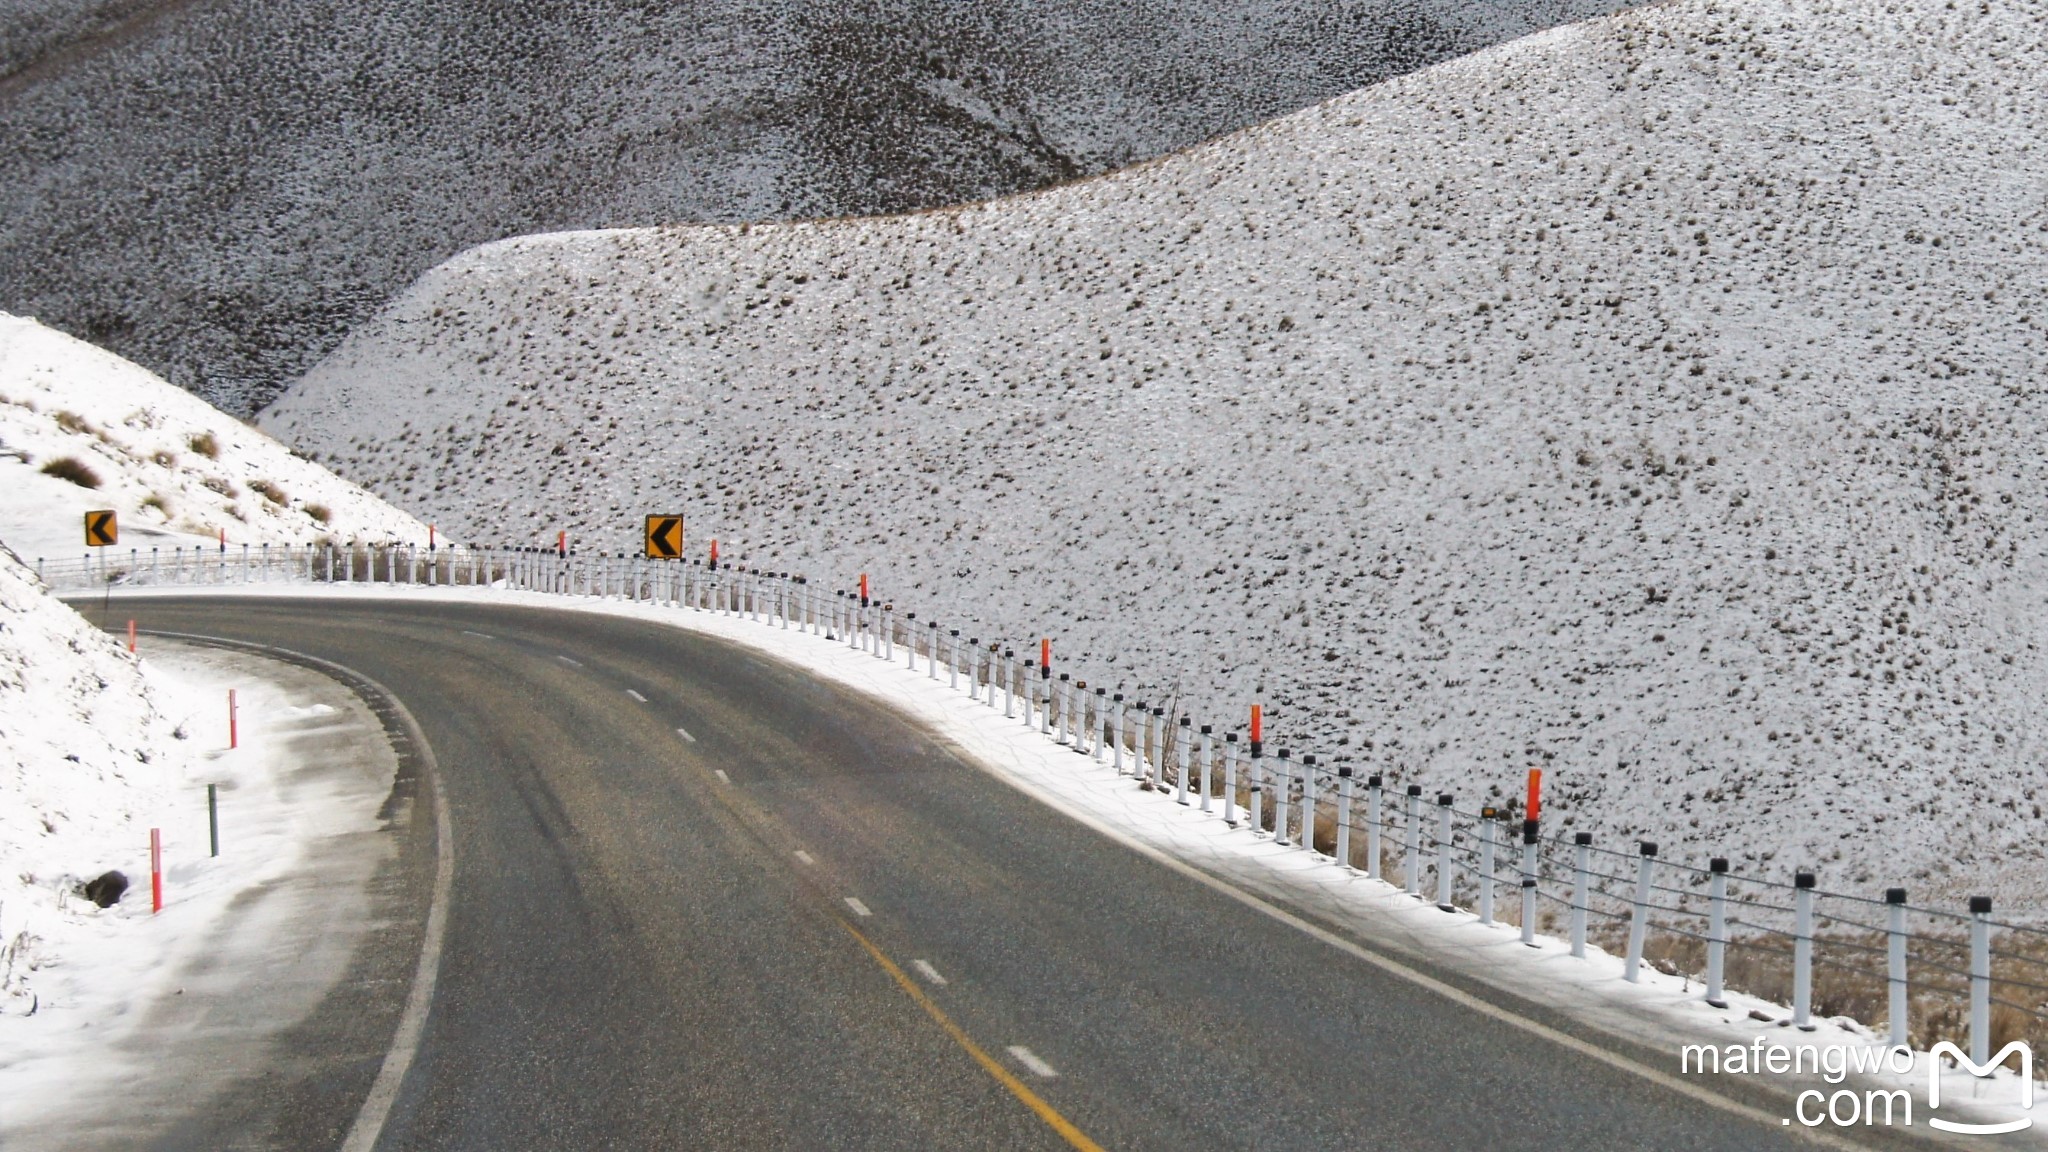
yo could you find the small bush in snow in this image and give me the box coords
[248,479,287,505]
[40,456,100,489]
[188,431,219,459]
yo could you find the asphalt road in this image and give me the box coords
[129,597,1835,1151]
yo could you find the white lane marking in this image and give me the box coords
[675,726,697,743]
[555,654,582,667]
[844,897,872,918]
[912,959,948,986]
[460,630,494,640]
[794,850,816,865]
[713,769,732,785]
[1007,1046,1058,1079]
[626,689,647,702]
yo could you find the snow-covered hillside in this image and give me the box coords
[267,0,2048,908]
[0,314,427,564]
[0,545,196,1017]
[0,0,1630,415]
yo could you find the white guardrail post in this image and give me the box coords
[1706,858,1729,1007]
[1272,750,1293,844]
[1970,895,1993,1064]
[1885,887,1908,1047]
[1792,871,1816,1031]
[1247,739,1264,833]
[1520,819,1540,947]
[1175,717,1191,805]
[1301,756,1319,854]
[1222,733,1239,825]
[1403,785,1423,895]
[1478,808,1497,925]
[1624,840,1655,981]
[1434,793,1454,910]
[1366,775,1383,881]
[1334,767,1354,869]
[1569,833,1592,956]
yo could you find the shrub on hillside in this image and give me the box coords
[249,479,287,505]
[40,456,100,488]
[188,432,219,459]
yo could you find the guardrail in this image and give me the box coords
[38,540,2046,1068]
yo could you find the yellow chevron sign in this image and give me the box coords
[85,510,117,547]
[644,515,683,559]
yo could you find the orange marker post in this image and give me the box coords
[1250,704,1263,745]
[557,530,567,558]
[859,573,869,606]
[150,828,163,913]
[228,688,238,750]
[709,539,719,571]
[1520,767,1543,946]
[429,524,437,551]
[127,619,136,653]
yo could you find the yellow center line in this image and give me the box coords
[839,918,1108,1152]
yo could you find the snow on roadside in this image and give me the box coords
[265,0,2048,912]
[0,312,428,566]
[0,546,202,1022]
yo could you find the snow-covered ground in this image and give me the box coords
[0,313,428,563]
[266,0,2048,910]
[0,637,407,1147]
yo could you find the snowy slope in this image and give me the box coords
[0,545,196,1017]
[0,313,428,564]
[0,0,1631,415]
[267,0,2048,908]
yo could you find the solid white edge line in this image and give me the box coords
[794,850,816,865]
[912,959,948,986]
[144,633,453,1152]
[844,897,872,918]
[459,630,494,640]
[675,726,697,743]
[555,654,582,666]
[713,769,732,785]
[982,765,1865,1149]
[1007,1046,1058,1079]
[626,689,647,702]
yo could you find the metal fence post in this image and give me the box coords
[1272,750,1292,844]
[1008,657,1021,719]
[1521,821,1540,947]
[1301,756,1319,853]
[1403,785,1424,896]
[1367,776,1383,881]
[949,631,961,690]
[1478,808,1496,925]
[1970,895,1992,1064]
[1792,871,1816,1030]
[1435,794,1455,910]
[1335,767,1354,868]
[1625,841,1656,982]
[1093,689,1108,760]
[967,638,981,701]
[1886,887,1908,1048]
[1146,708,1164,788]
[1570,833,1592,957]
[1222,733,1239,824]
[1706,859,1730,1007]
[1248,741,1264,833]
[1111,696,1127,773]
[1175,717,1192,804]
[1196,725,1212,809]
[1060,675,1075,744]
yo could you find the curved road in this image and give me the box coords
[129,597,1839,1151]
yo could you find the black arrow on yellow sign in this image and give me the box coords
[644,515,683,559]
[85,510,117,547]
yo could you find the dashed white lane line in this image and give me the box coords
[555,655,583,667]
[675,726,697,743]
[626,689,647,702]
[460,630,494,640]
[844,897,873,918]
[1007,1047,1058,1079]
[912,959,948,986]
[713,769,732,785]
[794,850,816,866]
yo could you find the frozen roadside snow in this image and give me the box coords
[266,0,2048,911]
[114,580,2048,1141]
[0,312,428,565]
[0,633,401,1145]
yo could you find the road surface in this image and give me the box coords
[126,597,1843,1151]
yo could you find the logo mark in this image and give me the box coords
[1928,1041,2033,1135]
